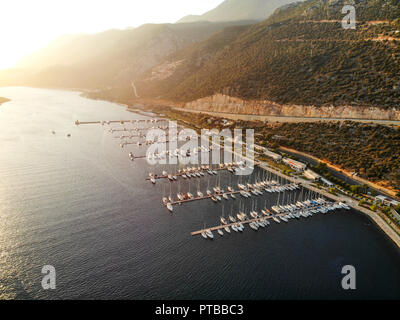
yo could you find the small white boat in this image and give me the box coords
[206,229,214,239]
[249,223,258,231]
[201,232,208,239]
[224,226,231,233]
[150,178,156,184]
[166,203,173,212]
[273,216,280,223]
[218,229,224,236]
[229,215,236,223]
[231,225,238,232]
[250,211,258,219]
[280,216,288,223]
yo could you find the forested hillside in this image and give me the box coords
[138,0,400,108]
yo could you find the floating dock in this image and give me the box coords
[191,214,284,236]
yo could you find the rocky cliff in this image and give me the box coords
[184,94,400,120]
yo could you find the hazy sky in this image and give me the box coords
[0,0,224,69]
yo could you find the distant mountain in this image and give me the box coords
[139,0,400,109]
[0,21,253,95]
[177,0,299,23]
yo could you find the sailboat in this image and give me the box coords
[220,205,227,225]
[166,203,173,212]
[229,205,236,223]
[187,180,194,199]
[162,184,168,205]
[168,182,173,203]
[177,180,184,201]
[194,180,202,197]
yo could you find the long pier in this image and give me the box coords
[191,213,290,236]
[75,119,167,125]
[146,166,235,181]
[165,183,297,206]
[170,190,242,205]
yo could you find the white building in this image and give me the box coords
[283,158,307,171]
[263,149,282,162]
[304,169,320,180]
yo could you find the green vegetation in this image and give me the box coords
[137,0,400,109]
[258,121,400,192]
[143,105,400,194]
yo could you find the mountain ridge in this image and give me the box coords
[136,0,400,111]
[177,0,300,23]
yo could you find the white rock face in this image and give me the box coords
[184,93,400,120]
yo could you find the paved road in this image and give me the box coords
[174,107,400,126]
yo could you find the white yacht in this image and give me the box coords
[249,223,258,231]
[272,216,280,223]
[166,203,173,212]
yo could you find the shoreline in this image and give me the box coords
[137,104,400,249]
[6,86,397,248]
[279,146,400,200]
[257,162,400,249]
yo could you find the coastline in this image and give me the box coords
[136,104,400,249]
[15,87,398,248]
[279,146,400,200]
[257,162,400,249]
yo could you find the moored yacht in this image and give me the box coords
[166,203,173,212]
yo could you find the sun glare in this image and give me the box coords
[0,0,223,70]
